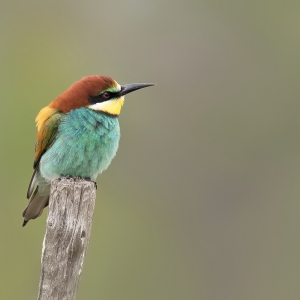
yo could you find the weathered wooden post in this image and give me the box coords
[37,177,96,300]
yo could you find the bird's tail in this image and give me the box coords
[23,171,51,227]
[22,187,49,227]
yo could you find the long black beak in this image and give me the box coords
[117,83,154,97]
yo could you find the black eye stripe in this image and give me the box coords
[88,91,119,105]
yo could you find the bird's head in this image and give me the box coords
[49,75,153,116]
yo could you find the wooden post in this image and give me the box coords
[37,177,96,300]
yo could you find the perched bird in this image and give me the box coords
[22,75,153,226]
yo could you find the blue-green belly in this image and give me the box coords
[40,107,120,181]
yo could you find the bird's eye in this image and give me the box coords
[102,92,110,99]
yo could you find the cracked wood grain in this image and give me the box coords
[37,177,96,300]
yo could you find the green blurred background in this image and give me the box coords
[1,1,300,299]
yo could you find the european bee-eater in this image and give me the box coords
[22,75,153,226]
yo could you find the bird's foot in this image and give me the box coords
[59,175,97,189]
[60,175,77,180]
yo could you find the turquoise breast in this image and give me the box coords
[39,107,120,181]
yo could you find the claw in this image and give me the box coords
[59,176,97,189]
[84,177,97,189]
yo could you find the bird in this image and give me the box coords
[22,75,153,226]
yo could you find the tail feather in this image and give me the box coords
[27,169,37,199]
[22,191,49,227]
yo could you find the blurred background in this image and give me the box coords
[1,0,300,299]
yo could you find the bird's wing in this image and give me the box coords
[27,107,64,199]
[33,107,64,168]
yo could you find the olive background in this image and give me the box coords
[1,1,300,299]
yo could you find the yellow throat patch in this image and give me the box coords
[88,96,125,115]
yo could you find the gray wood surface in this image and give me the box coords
[37,177,96,300]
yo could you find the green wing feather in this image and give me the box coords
[27,108,64,199]
[34,111,63,168]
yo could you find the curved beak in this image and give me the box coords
[117,83,154,97]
